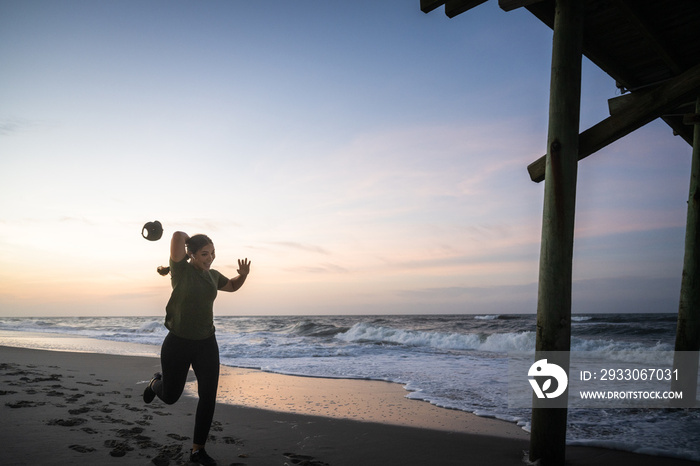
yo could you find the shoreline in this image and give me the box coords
[215,365,528,436]
[0,330,528,436]
[1,345,698,465]
[1,345,531,466]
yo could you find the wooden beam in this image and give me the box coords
[612,0,684,76]
[420,0,446,14]
[525,0,643,92]
[530,0,584,463]
[445,0,488,18]
[528,62,700,182]
[421,0,487,16]
[612,94,696,144]
[608,85,696,115]
[684,113,700,125]
[499,0,546,12]
[607,93,634,115]
[662,115,696,146]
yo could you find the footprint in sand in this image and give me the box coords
[68,444,96,453]
[283,452,330,466]
[90,414,133,425]
[115,426,145,438]
[6,400,46,409]
[48,417,87,427]
[104,439,133,457]
[68,407,91,415]
[65,393,85,403]
[151,443,185,465]
[211,420,224,432]
[25,375,62,383]
[76,381,103,387]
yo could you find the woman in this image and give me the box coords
[143,231,250,466]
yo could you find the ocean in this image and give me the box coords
[0,313,698,461]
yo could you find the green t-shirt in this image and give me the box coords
[164,257,229,340]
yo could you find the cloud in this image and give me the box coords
[394,282,538,314]
[266,241,330,255]
[106,289,163,301]
[395,274,681,314]
[383,248,538,272]
[0,118,53,135]
[290,263,350,274]
[0,120,23,135]
[571,276,681,314]
[398,282,536,300]
[59,216,97,225]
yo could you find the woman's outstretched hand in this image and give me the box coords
[221,258,251,292]
[237,258,251,276]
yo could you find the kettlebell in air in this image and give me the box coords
[142,221,163,241]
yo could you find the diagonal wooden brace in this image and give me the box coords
[527,62,700,182]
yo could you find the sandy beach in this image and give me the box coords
[1,345,697,466]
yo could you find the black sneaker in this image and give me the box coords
[142,372,161,403]
[190,448,217,465]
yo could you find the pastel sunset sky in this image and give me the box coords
[0,0,692,316]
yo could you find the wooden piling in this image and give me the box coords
[529,0,584,464]
[673,96,700,406]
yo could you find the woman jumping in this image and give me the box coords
[143,231,250,466]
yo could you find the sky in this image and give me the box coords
[0,0,693,317]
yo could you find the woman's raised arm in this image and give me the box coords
[170,231,189,262]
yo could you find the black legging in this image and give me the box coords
[152,332,220,445]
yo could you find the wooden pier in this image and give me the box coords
[421,1,700,464]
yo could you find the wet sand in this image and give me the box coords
[0,345,696,465]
